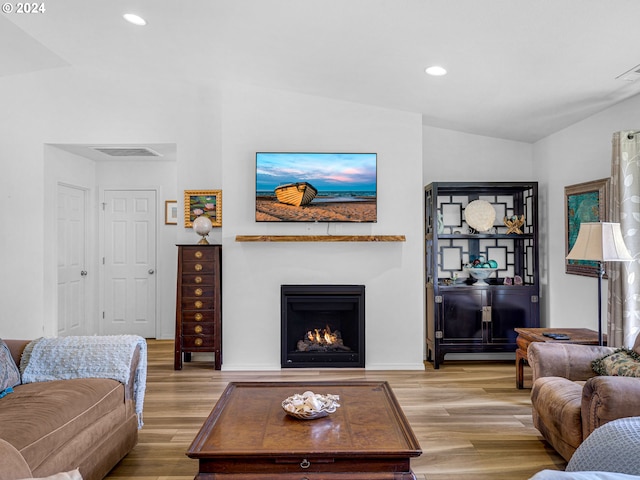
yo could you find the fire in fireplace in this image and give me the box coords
[281,284,365,368]
[297,324,351,353]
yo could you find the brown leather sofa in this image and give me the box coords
[528,333,640,461]
[0,340,141,480]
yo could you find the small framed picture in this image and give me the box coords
[184,190,222,228]
[565,178,609,277]
[165,200,178,225]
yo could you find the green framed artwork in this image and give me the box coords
[184,190,222,228]
[565,178,609,277]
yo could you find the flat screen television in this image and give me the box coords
[256,152,377,222]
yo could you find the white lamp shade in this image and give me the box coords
[192,215,213,235]
[566,222,633,262]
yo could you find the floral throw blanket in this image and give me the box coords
[20,335,147,428]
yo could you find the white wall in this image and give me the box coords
[220,84,425,369]
[534,93,640,331]
[423,126,534,184]
[5,61,636,366]
[0,67,216,339]
[1,68,426,370]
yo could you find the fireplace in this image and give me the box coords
[281,285,365,368]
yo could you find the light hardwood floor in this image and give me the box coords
[106,340,566,480]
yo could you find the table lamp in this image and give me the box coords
[566,222,633,345]
[192,215,213,244]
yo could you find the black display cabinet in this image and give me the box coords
[424,182,539,368]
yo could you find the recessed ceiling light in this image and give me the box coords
[425,66,447,77]
[123,13,147,26]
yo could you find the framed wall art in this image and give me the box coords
[184,190,222,228]
[165,200,178,225]
[565,178,609,277]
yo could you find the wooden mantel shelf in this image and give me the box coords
[235,235,406,242]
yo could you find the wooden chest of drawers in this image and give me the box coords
[174,244,222,370]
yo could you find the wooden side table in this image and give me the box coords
[515,327,603,389]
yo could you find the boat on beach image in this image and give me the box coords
[275,182,318,206]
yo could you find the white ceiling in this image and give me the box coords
[4,0,640,143]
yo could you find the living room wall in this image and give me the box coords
[0,67,218,339]
[0,67,428,369]
[4,62,636,360]
[219,83,425,369]
[534,93,640,338]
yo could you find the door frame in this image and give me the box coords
[99,186,159,338]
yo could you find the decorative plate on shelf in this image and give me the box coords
[464,200,496,232]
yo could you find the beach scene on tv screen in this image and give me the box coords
[256,152,377,222]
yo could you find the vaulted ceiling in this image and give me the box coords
[3,0,640,142]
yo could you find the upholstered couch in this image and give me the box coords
[0,338,144,480]
[528,333,640,461]
[529,416,640,479]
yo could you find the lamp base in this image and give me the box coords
[197,235,210,245]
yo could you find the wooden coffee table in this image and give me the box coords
[515,327,603,389]
[187,381,422,479]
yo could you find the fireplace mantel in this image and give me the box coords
[235,235,405,242]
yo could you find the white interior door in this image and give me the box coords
[57,184,88,336]
[102,189,157,337]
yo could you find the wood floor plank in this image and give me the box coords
[105,340,565,480]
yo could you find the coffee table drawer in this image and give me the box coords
[195,473,416,479]
[196,456,413,478]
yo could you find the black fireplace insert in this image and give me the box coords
[281,284,365,368]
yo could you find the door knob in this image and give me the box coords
[148,269,155,274]
[80,270,88,276]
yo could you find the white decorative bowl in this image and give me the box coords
[282,391,340,420]
[463,267,499,286]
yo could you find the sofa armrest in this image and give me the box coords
[3,340,30,368]
[582,375,640,438]
[124,344,141,402]
[528,342,615,382]
[0,439,32,480]
[5,339,141,404]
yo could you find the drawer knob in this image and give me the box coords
[194,325,203,334]
[194,264,203,271]
[194,288,203,296]
[194,313,203,321]
[194,338,203,346]
[194,276,203,284]
[194,251,203,259]
[300,459,310,469]
[194,301,203,308]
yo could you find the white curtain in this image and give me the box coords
[609,131,640,347]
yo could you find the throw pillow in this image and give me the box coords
[592,348,640,377]
[0,339,21,395]
[18,469,83,480]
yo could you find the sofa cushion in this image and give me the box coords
[592,348,640,377]
[19,470,82,480]
[0,378,128,473]
[566,416,640,475]
[530,470,640,479]
[0,339,21,394]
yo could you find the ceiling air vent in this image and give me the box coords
[90,146,162,157]
[616,63,640,82]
